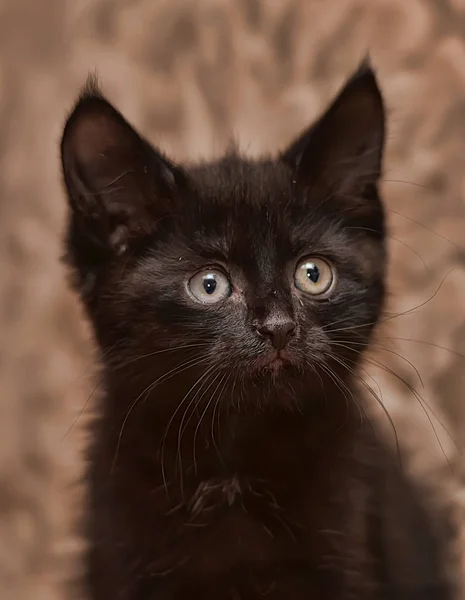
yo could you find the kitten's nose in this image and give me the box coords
[256,318,296,350]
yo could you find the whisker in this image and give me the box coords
[160,363,217,497]
[387,235,428,269]
[211,372,231,466]
[176,367,222,495]
[386,207,460,251]
[325,268,454,336]
[314,360,356,421]
[383,178,431,190]
[61,379,102,440]
[343,224,428,270]
[362,356,457,463]
[110,342,211,371]
[330,340,457,457]
[193,371,229,474]
[112,355,210,473]
[325,352,401,461]
[380,336,465,361]
[62,340,125,437]
[332,339,424,388]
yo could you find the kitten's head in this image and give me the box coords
[61,63,386,410]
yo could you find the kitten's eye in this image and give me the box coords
[294,257,334,296]
[188,270,232,304]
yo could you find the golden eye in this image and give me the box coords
[188,270,232,304]
[294,257,334,296]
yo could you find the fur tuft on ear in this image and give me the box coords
[281,59,385,221]
[61,77,182,263]
[79,72,102,100]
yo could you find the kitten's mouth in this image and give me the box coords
[255,350,294,374]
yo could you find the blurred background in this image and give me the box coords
[1,0,465,598]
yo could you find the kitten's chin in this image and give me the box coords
[251,350,297,377]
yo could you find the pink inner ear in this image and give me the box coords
[70,111,130,170]
[64,106,143,196]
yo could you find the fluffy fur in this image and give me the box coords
[61,62,454,599]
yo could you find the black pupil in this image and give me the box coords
[306,264,320,283]
[203,275,217,295]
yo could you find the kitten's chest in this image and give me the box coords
[147,466,346,585]
[173,476,312,571]
[144,474,347,599]
[94,412,362,598]
[155,423,346,576]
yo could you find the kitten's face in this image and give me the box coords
[62,64,386,407]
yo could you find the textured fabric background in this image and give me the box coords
[1,0,465,598]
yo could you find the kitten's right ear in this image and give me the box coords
[61,77,181,258]
[281,60,385,208]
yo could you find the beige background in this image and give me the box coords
[1,0,465,598]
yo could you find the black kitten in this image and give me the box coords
[61,63,455,599]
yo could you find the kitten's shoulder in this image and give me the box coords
[354,429,456,598]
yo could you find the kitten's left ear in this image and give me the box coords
[282,60,385,200]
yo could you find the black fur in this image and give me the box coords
[61,61,454,599]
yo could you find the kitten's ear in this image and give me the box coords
[61,78,181,257]
[282,61,385,201]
